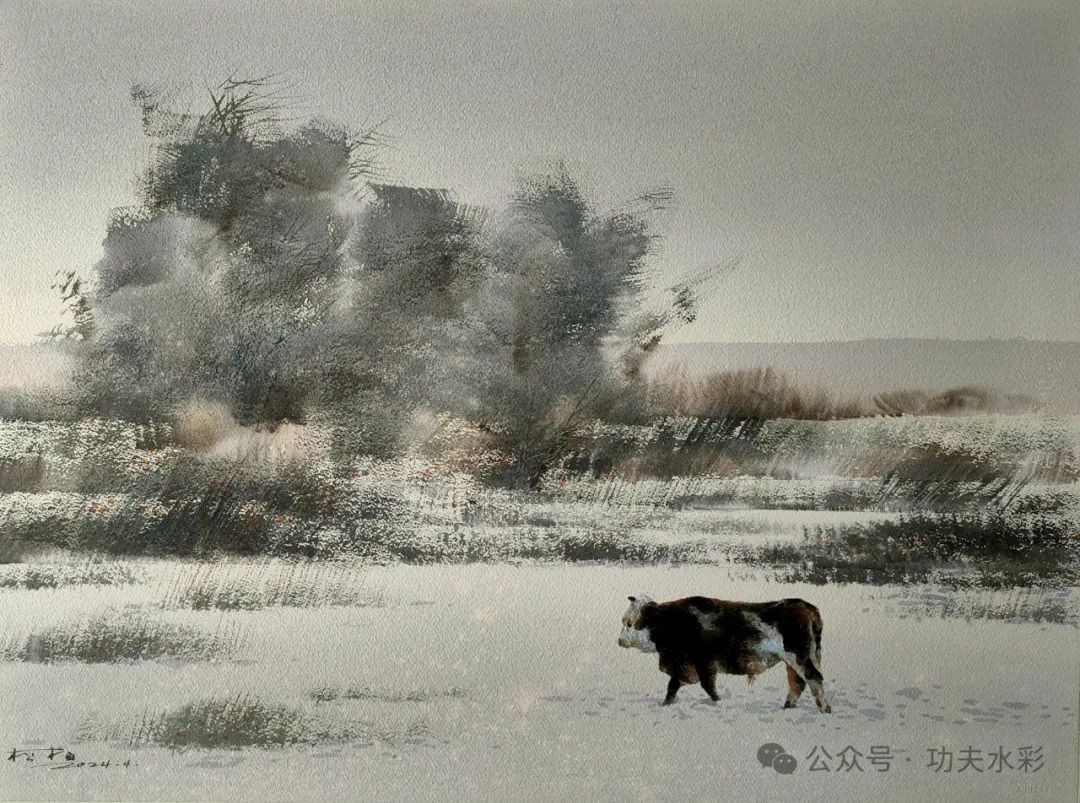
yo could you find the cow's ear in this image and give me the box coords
[628,596,636,602]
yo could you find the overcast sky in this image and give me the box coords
[2,0,1078,343]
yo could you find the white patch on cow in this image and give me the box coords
[744,613,804,679]
[620,594,653,627]
[618,625,658,653]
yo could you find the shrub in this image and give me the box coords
[754,513,1079,587]
[3,612,237,663]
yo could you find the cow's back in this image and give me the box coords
[652,596,822,656]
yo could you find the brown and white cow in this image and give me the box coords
[617,594,831,713]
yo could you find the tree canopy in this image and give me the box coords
[70,78,697,486]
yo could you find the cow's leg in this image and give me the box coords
[662,675,682,706]
[798,656,830,713]
[697,662,720,702]
[774,617,829,714]
[783,665,806,709]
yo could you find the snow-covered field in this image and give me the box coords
[1,561,1076,802]
[1,414,1077,800]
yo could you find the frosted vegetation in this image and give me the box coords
[0,80,1076,798]
[1,412,1077,591]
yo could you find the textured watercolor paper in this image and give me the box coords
[1,2,1078,801]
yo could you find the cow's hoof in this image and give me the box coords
[783,700,798,710]
[821,704,832,714]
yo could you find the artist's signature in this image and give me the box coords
[8,747,134,770]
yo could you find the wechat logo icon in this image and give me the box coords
[757,743,798,774]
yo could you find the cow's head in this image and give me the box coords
[618,594,658,652]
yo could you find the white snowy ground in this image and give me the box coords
[0,562,1076,802]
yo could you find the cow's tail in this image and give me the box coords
[792,601,824,682]
[809,605,823,674]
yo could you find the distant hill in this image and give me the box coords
[648,339,1080,415]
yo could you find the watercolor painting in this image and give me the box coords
[2,2,1077,801]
